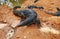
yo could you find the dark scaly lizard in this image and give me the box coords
[13,6,41,28]
[44,8,60,16]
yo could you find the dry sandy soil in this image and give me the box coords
[0,0,60,39]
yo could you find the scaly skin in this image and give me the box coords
[27,5,60,16]
[13,6,41,28]
[44,8,60,16]
[27,5,44,9]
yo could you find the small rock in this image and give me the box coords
[11,21,20,28]
[0,23,8,29]
[6,28,14,39]
[27,32,29,34]
[24,36,27,39]
[3,20,7,23]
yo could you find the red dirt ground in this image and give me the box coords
[0,0,60,39]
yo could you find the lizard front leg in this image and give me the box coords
[35,18,41,28]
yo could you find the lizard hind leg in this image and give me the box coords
[35,19,41,29]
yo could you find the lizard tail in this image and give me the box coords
[44,8,60,16]
[44,10,60,16]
